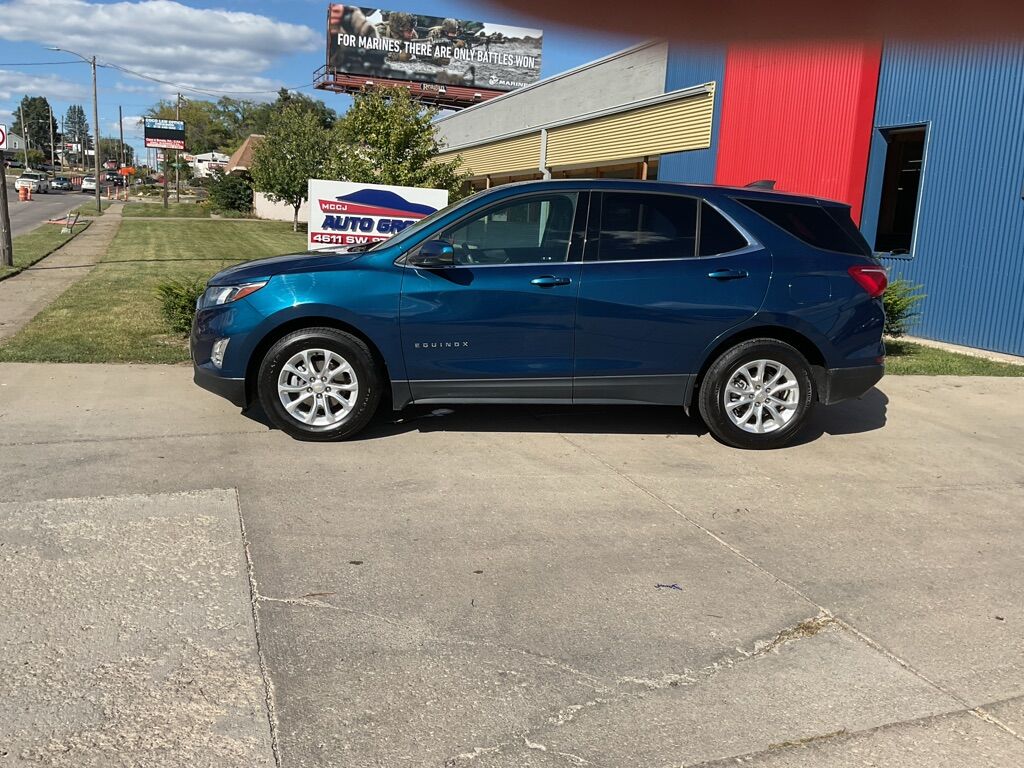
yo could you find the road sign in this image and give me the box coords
[0,124,8,151]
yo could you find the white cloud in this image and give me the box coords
[108,114,145,138]
[0,0,319,95]
[0,69,88,101]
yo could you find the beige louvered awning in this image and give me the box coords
[546,86,714,168]
[435,84,715,180]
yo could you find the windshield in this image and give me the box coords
[366,189,486,252]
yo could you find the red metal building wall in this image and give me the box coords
[714,43,881,223]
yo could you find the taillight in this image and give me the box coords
[848,266,888,297]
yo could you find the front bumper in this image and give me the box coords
[193,362,247,408]
[820,364,884,405]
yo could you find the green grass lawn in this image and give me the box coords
[0,220,305,363]
[0,221,91,279]
[885,340,1024,376]
[123,202,210,218]
[72,199,112,217]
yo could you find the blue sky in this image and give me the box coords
[0,0,640,159]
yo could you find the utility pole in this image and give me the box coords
[91,55,101,214]
[0,163,12,268]
[48,103,56,171]
[118,105,124,168]
[175,93,181,203]
[18,104,29,168]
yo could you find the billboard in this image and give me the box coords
[307,179,448,250]
[327,6,542,92]
[143,118,186,150]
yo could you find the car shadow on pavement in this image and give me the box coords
[242,387,888,446]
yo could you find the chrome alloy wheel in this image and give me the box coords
[277,348,359,427]
[723,359,800,434]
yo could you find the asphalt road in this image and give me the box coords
[4,179,92,238]
[1,365,1022,767]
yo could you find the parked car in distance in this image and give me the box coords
[191,179,887,449]
[80,176,97,192]
[4,158,24,168]
[51,176,73,191]
[14,171,50,194]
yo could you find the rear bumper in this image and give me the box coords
[820,364,884,405]
[193,362,247,408]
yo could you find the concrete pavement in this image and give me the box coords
[0,202,122,343]
[0,363,1022,767]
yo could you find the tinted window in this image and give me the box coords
[699,202,748,256]
[596,192,697,261]
[443,193,578,265]
[738,198,869,256]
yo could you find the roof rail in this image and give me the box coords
[745,180,776,189]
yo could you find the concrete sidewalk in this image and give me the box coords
[1,363,1022,767]
[0,202,123,343]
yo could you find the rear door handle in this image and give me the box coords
[707,269,749,281]
[531,275,572,287]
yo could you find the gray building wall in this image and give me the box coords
[434,41,669,149]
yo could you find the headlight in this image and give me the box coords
[197,281,267,309]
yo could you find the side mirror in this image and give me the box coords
[408,240,454,268]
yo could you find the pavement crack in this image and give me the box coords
[235,493,283,768]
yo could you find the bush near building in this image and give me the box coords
[207,170,254,215]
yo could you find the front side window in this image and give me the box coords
[595,192,698,261]
[442,193,578,265]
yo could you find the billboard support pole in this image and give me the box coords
[174,93,180,204]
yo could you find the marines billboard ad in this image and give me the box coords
[307,179,449,250]
[327,5,543,92]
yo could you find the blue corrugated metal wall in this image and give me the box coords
[863,42,1024,356]
[659,45,725,183]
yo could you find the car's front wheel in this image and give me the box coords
[257,327,381,441]
[698,338,815,449]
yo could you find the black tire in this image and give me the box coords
[697,338,815,450]
[257,327,382,441]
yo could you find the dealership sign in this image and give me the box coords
[326,6,542,93]
[143,118,186,150]
[307,179,448,250]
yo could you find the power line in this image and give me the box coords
[0,60,85,66]
[101,61,315,98]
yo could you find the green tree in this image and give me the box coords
[147,98,234,154]
[328,87,466,199]
[64,104,89,167]
[250,104,332,231]
[13,95,58,159]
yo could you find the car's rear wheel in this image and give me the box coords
[698,338,815,449]
[257,327,381,441]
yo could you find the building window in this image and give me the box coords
[874,126,926,255]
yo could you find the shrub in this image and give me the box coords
[157,277,205,335]
[883,277,926,337]
[207,170,254,214]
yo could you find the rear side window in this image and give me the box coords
[595,192,697,261]
[737,198,870,256]
[699,202,748,256]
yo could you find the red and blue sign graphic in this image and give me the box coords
[307,180,449,249]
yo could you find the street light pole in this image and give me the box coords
[48,47,101,214]
[18,104,29,167]
[91,55,101,214]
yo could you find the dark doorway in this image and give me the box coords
[874,126,926,254]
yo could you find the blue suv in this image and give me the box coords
[191,180,886,449]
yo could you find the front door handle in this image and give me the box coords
[531,275,572,287]
[707,269,749,281]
